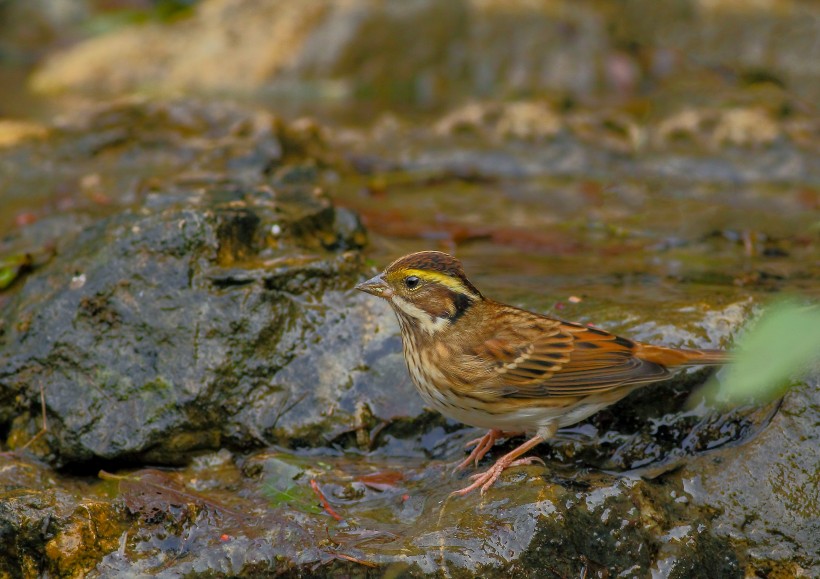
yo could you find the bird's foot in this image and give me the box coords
[451,434,545,496]
[454,429,523,472]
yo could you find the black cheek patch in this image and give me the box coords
[449,291,474,322]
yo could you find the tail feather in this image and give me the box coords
[635,344,731,368]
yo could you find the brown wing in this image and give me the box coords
[466,307,669,399]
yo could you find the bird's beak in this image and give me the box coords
[355,273,393,298]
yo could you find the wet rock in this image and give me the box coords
[336,99,818,195]
[0,98,340,239]
[0,120,49,148]
[0,101,424,467]
[43,499,123,577]
[312,376,814,577]
[681,377,820,576]
[0,187,410,465]
[0,467,127,579]
[0,455,333,578]
[2,368,816,578]
[0,489,65,575]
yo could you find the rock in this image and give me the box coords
[0,101,422,467]
[655,107,782,149]
[2,367,816,578]
[681,377,820,576]
[434,101,564,142]
[0,456,127,579]
[0,120,49,149]
[0,183,415,465]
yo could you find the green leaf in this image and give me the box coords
[0,265,17,289]
[701,300,820,406]
[0,253,32,290]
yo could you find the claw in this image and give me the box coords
[453,429,500,472]
[514,456,545,467]
[450,434,546,496]
[463,435,486,449]
[453,429,524,473]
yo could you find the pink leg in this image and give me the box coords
[454,429,524,472]
[451,434,545,496]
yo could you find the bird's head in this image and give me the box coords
[356,251,482,334]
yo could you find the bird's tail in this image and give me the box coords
[635,344,731,368]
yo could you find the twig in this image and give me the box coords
[309,479,343,522]
[18,382,48,451]
[330,552,377,568]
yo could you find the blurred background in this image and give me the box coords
[2,0,820,116]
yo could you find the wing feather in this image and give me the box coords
[462,310,669,399]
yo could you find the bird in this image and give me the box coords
[355,251,730,495]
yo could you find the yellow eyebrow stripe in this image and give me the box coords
[401,269,477,296]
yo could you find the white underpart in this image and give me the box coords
[431,398,612,437]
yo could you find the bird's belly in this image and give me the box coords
[411,368,613,433]
[436,401,550,432]
[432,396,612,434]
[408,369,551,431]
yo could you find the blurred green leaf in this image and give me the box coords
[700,300,820,406]
[0,266,16,289]
[0,253,32,290]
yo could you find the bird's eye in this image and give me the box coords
[404,275,420,290]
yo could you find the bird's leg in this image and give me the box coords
[451,435,544,495]
[454,429,523,472]
[455,429,500,472]
[452,423,557,496]
[463,430,522,450]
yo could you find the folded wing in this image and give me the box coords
[468,310,669,399]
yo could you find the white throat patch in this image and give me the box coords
[390,295,450,335]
